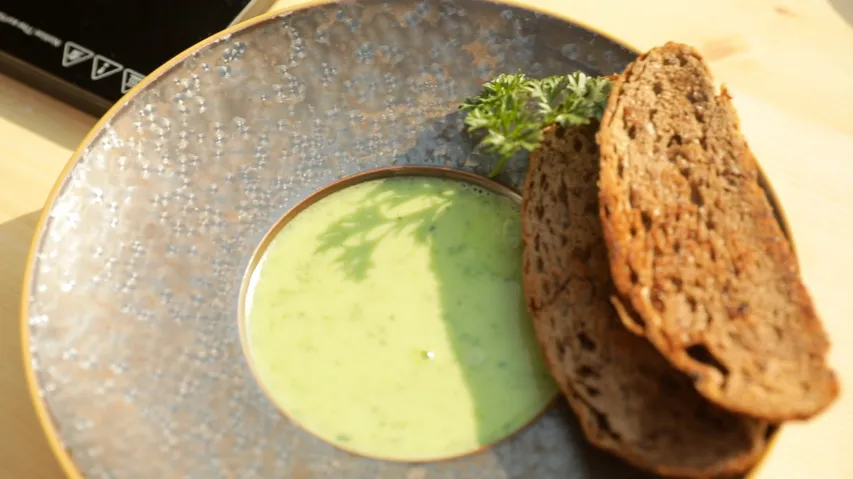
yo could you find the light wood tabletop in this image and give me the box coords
[1,0,851,477]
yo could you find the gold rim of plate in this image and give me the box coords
[237,165,556,463]
[18,1,790,477]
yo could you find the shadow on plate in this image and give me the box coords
[0,211,66,478]
[315,114,658,478]
[313,109,765,478]
[827,0,853,26]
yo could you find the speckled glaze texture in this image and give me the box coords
[26,1,642,477]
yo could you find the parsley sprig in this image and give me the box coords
[460,72,612,176]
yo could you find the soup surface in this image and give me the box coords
[245,176,557,461]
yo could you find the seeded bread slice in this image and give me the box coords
[596,42,838,421]
[522,124,769,478]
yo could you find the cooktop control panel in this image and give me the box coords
[0,0,275,115]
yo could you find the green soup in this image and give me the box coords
[244,175,556,461]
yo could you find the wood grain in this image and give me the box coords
[1,0,851,477]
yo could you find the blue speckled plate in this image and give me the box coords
[22,0,649,477]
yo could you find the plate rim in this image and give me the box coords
[18,1,787,478]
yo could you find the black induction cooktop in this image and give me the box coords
[0,0,276,116]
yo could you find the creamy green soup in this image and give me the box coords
[245,176,556,461]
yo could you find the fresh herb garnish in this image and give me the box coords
[460,72,612,176]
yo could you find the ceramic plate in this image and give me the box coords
[22,1,779,477]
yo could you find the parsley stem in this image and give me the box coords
[488,155,511,178]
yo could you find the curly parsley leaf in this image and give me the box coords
[460,72,611,176]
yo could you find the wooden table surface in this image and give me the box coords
[2,0,852,477]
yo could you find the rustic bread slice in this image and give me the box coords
[597,42,838,421]
[522,124,769,478]
[521,123,610,312]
